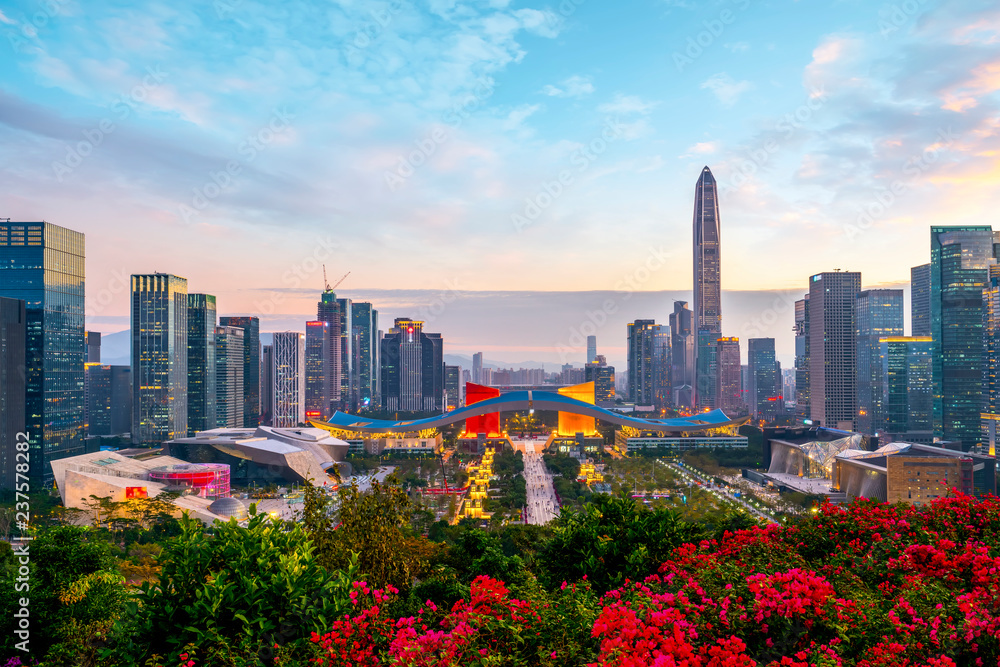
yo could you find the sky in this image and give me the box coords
[1,0,999,369]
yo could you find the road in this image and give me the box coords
[658,459,778,524]
[515,439,559,525]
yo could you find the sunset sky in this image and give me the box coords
[2,0,999,367]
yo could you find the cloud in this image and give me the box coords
[541,75,595,97]
[700,73,753,106]
[502,104,541,130]
[0,9,15,24]
[681,141,719,157]
[725,42,750,53]
[597,93,658,115]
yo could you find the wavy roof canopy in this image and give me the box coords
[312,390,748,434]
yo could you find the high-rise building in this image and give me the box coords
[748,338,779,421]
[351,302,378,408]
[186,294,217,435]
[669,301,695,408]
[931,226,997,450]
[305,321,332,420]
[794,296,810,419]
[982,266,1000,455]
[586,335,597,364]
[651,325,671,408]
[379,318,445,412]
[261,344,273,426]
[473,352,483,384]
[0,222,85,483]
[0,297,26,490]
[132,274,188,444]
[693,166,721,333]
[782,368,796,406]
[880,336,932,440]
[336,296,356,410]
[627,320,657,405]
[585,356,616,408]
[444,365,461,409]
[272,332,305,428]
[85,365,131,437]
[696,331,718,409]
[219,316,261,427]
[809,271,861,430]
[215,325,244,428]
[86,331,101,363]
[855,289,904,435]
[911,264,931,337]
[317,291,342,412]
[715,337,741,414]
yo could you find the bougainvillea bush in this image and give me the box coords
[308,493,1000,667]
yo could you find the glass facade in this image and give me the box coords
[692,166,721,333]
[187,294,217,434]
[748,338,779,420]
[219,316,260,427]
[0,222,85,484]
[131,273,188,444]
[794,295,809,419]
[715,337,741,414]
[855,289,904,435]
[626,319,657,404]
[880,337,932,436]
[215,325,244,428]
[669,301,694,408]
[305,321,331,419]
[930,226,997,450]
[336,297,356,410]
[351,302,378,408]
[910,264,931,337]
[0,297,26,490]
[696,330,718,409]
[317,291,342,411]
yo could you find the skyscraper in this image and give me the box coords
[444,365,461,409]
[716,337,741,414]
[305,321,332,419]
[261,344,273,426]
[794,296,810,419]
[931,226,997,450]
[748,338,779,421]
[336,296,356,409]
[880,336,932,440]
[85,365,131,437]
[215,325,244,428]
[696,331,718,410]
[585,356,616,408]
[808,271,861,430]
[627,320,657,405]
[186,293,217,435]
[651,325,671,408]
[473,352,483,384]
[86,331,101,363]
[351,302,378,408]
[669,301,695,408]
[132,273,188,444]
[982,265,1000,455]
[0,297,26,491]
[586,335,597,364]
[219,316,260,427]
[911,264,931,337]
[692,166,721,333]
[0,222,85,483]
[855,289,904,435]
[317,291,342,412]
[379,318,445,412]
[272,332,305,428]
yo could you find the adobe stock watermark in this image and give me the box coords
[12,430,31,653]
[878,0,931,38]
[843,126,957,241]
[416,278,465,325]
[384,78,496,191]
[672,0,752,72]
[178,108,294,222]
[718,86,828,197]
[51,66,168,182]
[342,0,406,59]
[512,117,624,233]
[554,245,672,363]
[253,235,339,315]
[5,0,68,53]
[547,0,587,26]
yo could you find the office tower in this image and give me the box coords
[748,338,779,421]
[335,296,356,409]
[881,336,933,439]
[931,226,998,450]
[651,324,671,408]
[586,336,597,364]
[215,326,244,428]
[716,337,741,414]
[86,365,131,437]
[219,316,260,427]
[627,320,657,405]
[983,266,1000,455]
[741,364,751,410]
[669,301,695,408]
[379,318,445,412]
[0,297,26,490]
[855,289,904,435]
[352,302,378,408]
[473,352,483,384]
[782,368,796,405]
[585,356,616,408]
[186,294,217,435]
[462,369,471,386]
[794,295,810,419]
[305,321,332,419]
[272,332,306,427]
[911,264,931,337]
[261,344,273,425]
[317,291,342,412]
[132,273,188,444]
[696,331,718,409]
[444,365,461,408]
[808,272,861,429]
[693,166,721,333]
[0,222,85,483]
[86,331,101,363]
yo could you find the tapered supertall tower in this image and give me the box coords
[693,166,721,333]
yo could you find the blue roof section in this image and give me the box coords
[313,389,748,434]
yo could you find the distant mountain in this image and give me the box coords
[98,330,130,365]
[442,354,574,373]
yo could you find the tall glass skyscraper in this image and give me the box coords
[880,336,932,438]
[317,291,342,412]
[305,320,332,419]
[692,166,721,333]
[669,301,695,408]
[910,264,931,337]
[336,296,356,410]
[351,302,378,409]
[715,337,742,414]
[131,273,188,444]
[748,338,779,420]
[981,265,1000,455]
[930,226,997,450]
[808,271,861,430]
[0,222,85,483]
[855,289,904,435]
[626,320,657,405]
[186,293,217,434]
[215,325,244,428]
[380,318,444,412]
[0,297,26,490]
[696,331,718,410]
[219,316,260,427]
[794,295,810,419]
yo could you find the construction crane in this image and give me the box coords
[322,265,350,292]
